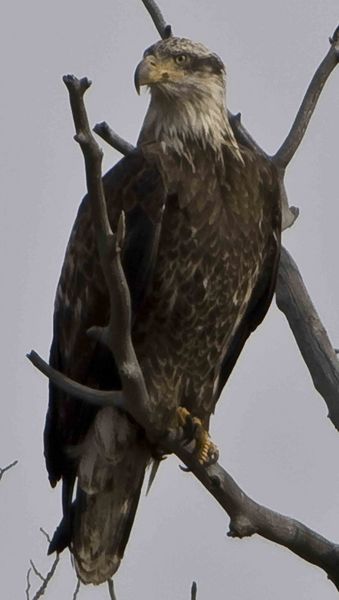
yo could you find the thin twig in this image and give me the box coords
[108,579,117,600]
[25,529,60,599]
[27,350,123,408]
[0,459,18,481]
[39,528,51,545]
[140,0,170,39]
[229,112,268,157]
[30,561,44,583]
[63,75,113,241]
[25,568,32,600]
[72,579,81,599]
[191,581,197,600]
[273,26,339,168]
[27,350,122,409]
[30,555,60,600]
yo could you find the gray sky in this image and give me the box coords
[1,1,339,598]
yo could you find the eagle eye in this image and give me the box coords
[174,54,187,65]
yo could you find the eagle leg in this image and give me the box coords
[176,407,219,466]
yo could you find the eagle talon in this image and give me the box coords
[175,407,219,466]
[196,433,219,466]
[175,406,197,443]
[179,464,191,472]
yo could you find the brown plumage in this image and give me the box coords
[44,37,281,584]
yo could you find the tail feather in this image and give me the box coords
[146,459,161,496]
[69,407,149,585]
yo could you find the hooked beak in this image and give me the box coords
[134,55,164,95]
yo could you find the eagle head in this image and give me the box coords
[134,37,225,98]
[135,37,241,162]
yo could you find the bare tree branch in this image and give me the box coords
[230,30,339,428]
[62,74,157,437]
[108,579,117,600]
[172,445,339,591]
[273,25,339,168]
[27,350,123,408]
[94,122,135,155]
[26,530,60,599]
[30,345,339,590]
[28,74,339,592]
[0,459,18,481]
[140,0,171,39]
[26,556,59,600]
[276,247,339,430]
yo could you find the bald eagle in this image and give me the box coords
[44,37,281,584]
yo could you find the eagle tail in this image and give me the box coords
[69,407,148,585]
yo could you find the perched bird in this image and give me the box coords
[44,36,281,585]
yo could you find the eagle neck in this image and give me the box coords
[137,86,243,167]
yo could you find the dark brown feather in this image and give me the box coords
[45,114,280,584]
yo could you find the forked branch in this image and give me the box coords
[274,25,339,168]
[25,529,60,600]
[0,459,18,481]
[63,74,156,436]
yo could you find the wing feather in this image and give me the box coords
[44,149,165,486]
[214,149,281,403]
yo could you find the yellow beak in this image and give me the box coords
[134,55,168,94]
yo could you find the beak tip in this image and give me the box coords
[134,63,142,95]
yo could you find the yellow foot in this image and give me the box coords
[176,406,219,466]
[195,424,219,465]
